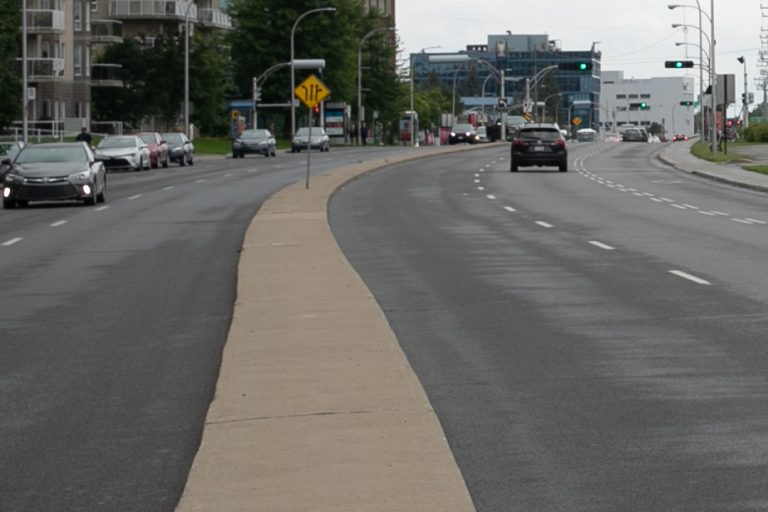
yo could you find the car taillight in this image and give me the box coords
[513,139,525,147]
[554,139,566,147]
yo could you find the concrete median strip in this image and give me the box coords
[176,147,482,512]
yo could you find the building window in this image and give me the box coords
[640,93,651,98]
[74,44,82,76]
[616,94,626,99]
[85,46,90,76]
[85,1,90,31]
[74,0,82,31]
[628,94,638,99]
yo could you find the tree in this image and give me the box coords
[227,0,390,133]
[0,0,21,129]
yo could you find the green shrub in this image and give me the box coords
[743,123,768,142]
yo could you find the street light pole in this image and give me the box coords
[184,1,194,139]
[358,27,394,146]
[290,7,336,139]
[22,0,28,143]
[738,56,748,128]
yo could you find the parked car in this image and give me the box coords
[0,141,25,182]
[2,142,107,208]
[291,127,330,153]
[510,123,568,173]
[134,132,169,168]
[672,133,689,142]
[232,129,277,158]
[162,132,195,166]
[95,135,150,172]
[449,123,478,144]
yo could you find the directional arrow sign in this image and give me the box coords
[294,74,330,109]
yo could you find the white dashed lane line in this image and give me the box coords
[670,270,712,286]
[128,194,143,201]
[535,221,554,228]
[195,179,206,184]
[163,186,175,191]
[588,241,615,251]
[50,220,67,228]
[2,238,22,247]
[504,206,517,213]
[95,205,110,212]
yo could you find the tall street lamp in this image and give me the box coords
[22,0,29,143]
[290,7,336,138]
[183,0,196,140]
[738,56,748,128]
[358,27,394,146]
[669,1,715,153]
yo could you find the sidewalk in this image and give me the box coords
[175,146,483,512]
[658,140,768,193]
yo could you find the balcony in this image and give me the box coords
[26,8,66,33]
[91,19,123,44]
[91,63,123,87]
[198,8,231,29]
[108,0,197,21]
[26,58,65,81]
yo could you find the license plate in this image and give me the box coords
[533,145,545,151]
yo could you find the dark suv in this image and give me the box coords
[510,123,568,172]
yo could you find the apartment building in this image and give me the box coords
[21,0,230,135]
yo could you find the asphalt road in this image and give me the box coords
[0,146,416,512]
[329,141,768,512]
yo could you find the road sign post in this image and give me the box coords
[294,74,331,189]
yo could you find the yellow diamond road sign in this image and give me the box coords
[295,74,330,109]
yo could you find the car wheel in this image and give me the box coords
[84,189,97,206]
[188,153,194,165]
[180,153,187,166]
[264,150,270,158]
[162,154,169,168]
[510,160,518,172]
[2,198,15,209]
[143,156,150,170]
[271,147,277,157]
[16,199,28,208]
[97,178,107,203]
[559,161,568,172]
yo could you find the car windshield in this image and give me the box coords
[520,129,561,140]
[15,145,87,163]
[162,133,183,143]
[453,124,474,132]
[0,143,22,158]
[296,128,324,136]
[139,134,156,144]
[241,130,269,139]
[98,137,138,149]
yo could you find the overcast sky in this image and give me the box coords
[396,0,765,97]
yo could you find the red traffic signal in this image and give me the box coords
[313,104,319,114]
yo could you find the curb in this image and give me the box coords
[175,144,486,512]
[657,149,768,194]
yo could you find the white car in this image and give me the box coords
[291,127,330,153]
[96,136,150,171]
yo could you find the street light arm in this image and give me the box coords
[671,23,711,46]
[668,3,712,23]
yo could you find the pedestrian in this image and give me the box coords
[75,127,92,145]
[361,123,368,146]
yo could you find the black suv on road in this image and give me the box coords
[510,123,568,172]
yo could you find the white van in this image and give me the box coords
[576,128,597,142]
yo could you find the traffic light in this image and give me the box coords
[680,100,694,106]
[639,102,648,109]
[558,62,592,72]
[742,93,747,104]
[629,102,650,110]
[313,104,319,114]
[665,60,695,69]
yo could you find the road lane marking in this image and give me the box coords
[195,179,206,184]
[535,221,554,228]
[712,211,729,216]
[95,205,110,211]
[50,220,67,227]
[746,218,767,225]
[486,194,496,200]
[650,197,664,203]
[163,186,175,191]
[698,211,716,216]
[683,204,699,210]
[2,238,22,247]
[670,270,711,286]
[128,194,142,200]
[477,186,485,191]
[732,218,753,225]
[474,179,480,183]
[504,206,517,212]
[671,204,687,210]
[589,241,615,250]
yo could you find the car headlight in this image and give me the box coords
[450,132,456,137]
[233,140,242,146]
[69,171,91,182]
[4,172,22,183]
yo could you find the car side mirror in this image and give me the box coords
[1,158,10,165]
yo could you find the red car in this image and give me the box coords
[672,134,689,142]
[134,132,169,168]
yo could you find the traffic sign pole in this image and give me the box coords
[306,107,312,189]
